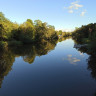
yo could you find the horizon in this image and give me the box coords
[1,0,96,31]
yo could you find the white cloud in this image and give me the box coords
[68,1,83,13]
[74,4,83,9]
[81,10,86,16]
[64,1,85,15]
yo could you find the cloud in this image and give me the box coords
[64,1,86,16]
[67,1,83,13]
[81,10,86,16]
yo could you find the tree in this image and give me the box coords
[58,30,62,35]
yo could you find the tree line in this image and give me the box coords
[72,23,96,44]
[0,12,71,47]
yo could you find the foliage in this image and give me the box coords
[0,12,59,45]
[72,23,96,44]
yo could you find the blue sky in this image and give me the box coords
[0,0,96,31]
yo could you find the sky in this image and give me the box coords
[0,0,96,31]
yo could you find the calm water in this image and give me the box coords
[0,39,96,96]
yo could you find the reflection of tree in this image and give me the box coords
[0,39,59,87]
[23,46,36,64]
[0,48,15,88]
[74,42,96,96]
[58,36,71,42]
[9,45,36,64]
[9,39,58,64]
[35,40,57,56]
[0,38,70,88]
[74,42,96,80]
[87,55,96,79]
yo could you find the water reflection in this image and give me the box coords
[0,37,96,96]
[0,48,15,88]
[87,55,96,79]
[63,54,80,65]
[0,39,60,88]
[73,40,96,96]
[74,43,96,80]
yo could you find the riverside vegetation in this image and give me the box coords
[0,12,71,48]
[0,12,96,50]
[72,23,96,55]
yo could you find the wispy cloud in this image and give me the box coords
[67,1,83,13]
[64,1,86,16]
[80,10,86,16]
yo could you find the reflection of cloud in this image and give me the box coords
[79,51,84,57]
[68,54,72,57]
[63,54,80,65]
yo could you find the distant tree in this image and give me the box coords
[58,30,62,35]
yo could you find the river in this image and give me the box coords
[0,39,96,96]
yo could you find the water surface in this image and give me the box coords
[0,39,96,96]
